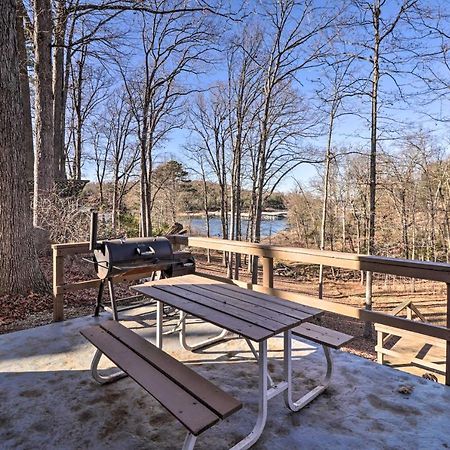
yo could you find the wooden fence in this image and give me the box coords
[52,235,450,385]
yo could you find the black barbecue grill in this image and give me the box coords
[89,212,195,320]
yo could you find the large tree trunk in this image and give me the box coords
[16,5,34,183]
[0,0,48,294]
[33,0,54,225]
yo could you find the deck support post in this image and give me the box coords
[53,249,64,322]
[262,257,273,288]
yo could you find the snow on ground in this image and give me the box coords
[0,311,449,450]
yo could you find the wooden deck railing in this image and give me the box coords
[52,235,450,385]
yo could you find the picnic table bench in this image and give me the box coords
[81,321,242,450]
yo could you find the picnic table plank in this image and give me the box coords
[132,284,271,342]
[155,284,293,332]
[170,283,297,326]
[101,321,242,419]
[292,322,354,349]
[168,274,321,320]
[81,325,220,435]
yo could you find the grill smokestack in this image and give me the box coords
[89,211,99,251]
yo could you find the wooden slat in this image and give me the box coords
[155,283,296,331]
[154,284,289,336]
[172,279,317,325]
[375,346,446,374]
[101,322,241,419]
[132,284,271,342]
[183,237,450,282]
[80,326,219,435]
[178,274,321,319]
[292,323,354,349]
[374,323,446,349]
[176,284,297,327]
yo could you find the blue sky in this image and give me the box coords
[82,0,450,193]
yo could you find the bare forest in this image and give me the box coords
[2,0,450,302]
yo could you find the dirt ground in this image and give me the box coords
[1,248,447,368]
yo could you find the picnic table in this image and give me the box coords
[132,274,322,449]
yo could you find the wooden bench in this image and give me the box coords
[80,321,242,450]
[291,322,354,409]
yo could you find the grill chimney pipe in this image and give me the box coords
[89,211,99,251]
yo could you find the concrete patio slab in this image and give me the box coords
[1,310,449,450]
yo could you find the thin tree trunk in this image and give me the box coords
[364,0,381,338]
[72,45,86,181]
[33,0,54,226]
[112,169,119,229]
[0,0,48,294]
[319,112,334,299]
[201,169,211,263]
[16,5,34,183]
[140,148,148,236]
[52,0,67,181]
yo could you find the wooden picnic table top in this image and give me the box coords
[132,274,322,342]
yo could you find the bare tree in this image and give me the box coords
[189,90,230,243]
[226,28,263,277]
[314,55,360,298]
[120,6,214,236]
[66,46,109,180]
[249,0,340,281]
[348,0,419,336]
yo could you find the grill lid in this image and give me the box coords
[93,237,174,279]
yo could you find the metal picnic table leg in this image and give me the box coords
[156,300,164,349]
[283,330,333,411]
[178,310,234,352]
[230,340,268,450]
[182,432,197,450]
[90,348,127,384]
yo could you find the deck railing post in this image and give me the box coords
[446,283,450,386]
[262,257,274,288]
[53,247,64,322]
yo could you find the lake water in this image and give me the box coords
[183,216,288,239]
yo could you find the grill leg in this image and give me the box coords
[108,278,119,321]
[94,279,105,317]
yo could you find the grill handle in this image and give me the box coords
[89,211,100,251]
[136,246,156,257]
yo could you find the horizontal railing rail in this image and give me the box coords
[52,235,450,385]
